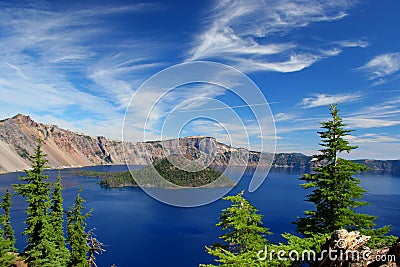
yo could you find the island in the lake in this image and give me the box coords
[71,156,236,188]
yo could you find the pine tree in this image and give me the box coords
[49,173,70,266]
[13,140,59,266]
[295,105,384,236]
[200,191,270,267]
[0,230,15,267]
[67,188,92,267]
[1,190,16,250]
[0,190,16,266]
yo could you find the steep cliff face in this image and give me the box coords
[0,114,114,172]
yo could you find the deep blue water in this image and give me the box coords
[0,166,399,267]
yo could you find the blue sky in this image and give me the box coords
[0,0,399,159]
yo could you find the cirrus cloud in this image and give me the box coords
[188,0,363,73]
[357,52,400,84]
[300,93,363,108]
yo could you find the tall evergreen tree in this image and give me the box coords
[1,190,16,250]
[67,188,92,267]
[0,190,16,266]
[13,140,59,266]
[0,228,15,266]
[200,191,270,267]
[295,105,381,236]
[49,173,70,266]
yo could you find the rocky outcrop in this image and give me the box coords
[319,230,399,267]
[0,114,117,172]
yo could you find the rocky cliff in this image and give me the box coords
[0,114,122,172]
[0,114,270,173]
[0,114,398,174]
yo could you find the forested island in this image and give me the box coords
[71,156,236,188]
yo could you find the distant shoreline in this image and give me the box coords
[1,164,398,177]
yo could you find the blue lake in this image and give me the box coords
[0,166,399,267]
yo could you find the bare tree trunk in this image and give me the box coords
[86,229,106,267]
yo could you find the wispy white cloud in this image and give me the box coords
[343,96,400,129]
[275,94,400,136]
[348,96,400,117]
[234,53,321,73]
[344,133,400,159]
[0,2,168,140]
[345,142,400,160]
[188,0,361,73]
[337,39,369,48]
[188,24,295,60]
[277,124,318,134]
[87,52,163,109]
[300,93,363,108]
[357,52,400,84]
[346,133,400,144]
[2,2,277,143]
[345,118,400,128]
[274,112,296,122]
